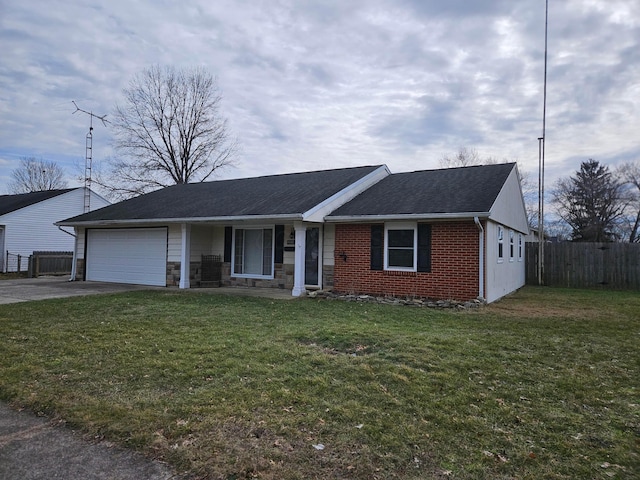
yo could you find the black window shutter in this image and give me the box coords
[417,224,432,272]
[224,226,233,263]
[274,225,284,263]
[370,224,384,271]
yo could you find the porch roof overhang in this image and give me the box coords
[56,213,305,228]
[324,211,492,223]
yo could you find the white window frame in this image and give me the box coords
[518,234,523,262]
[384,222,417,272]
[497,226,504,263]
[231,226,275,279]
[509,230,515,262]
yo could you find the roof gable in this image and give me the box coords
[60,166,384,224]
[488,165,530,233]
[0,189,77,216]
[327,163,517,219]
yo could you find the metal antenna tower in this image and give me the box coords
[72,101,109,213]
[537,0,549,286]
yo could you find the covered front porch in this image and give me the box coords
[170,221,335,296]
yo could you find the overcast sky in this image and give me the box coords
[1,0,639,196]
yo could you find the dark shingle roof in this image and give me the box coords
[328,163,515,218]
[0,189,76,216]
[61,166,383,224]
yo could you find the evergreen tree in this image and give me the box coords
[553,159,626,242]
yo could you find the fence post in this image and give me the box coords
[17,254,21,273]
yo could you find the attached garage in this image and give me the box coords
[86,228,167,286]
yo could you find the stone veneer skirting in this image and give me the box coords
[222,263,293,289]
[76,258,85,280]
[149,261,334,291]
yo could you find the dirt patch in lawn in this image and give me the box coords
[475,289,606,320]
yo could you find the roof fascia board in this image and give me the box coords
[57,213,303,227]
[325,212,491,223]
[302,165,391,223]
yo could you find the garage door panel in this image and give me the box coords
[86,228,167,286]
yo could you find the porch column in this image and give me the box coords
[179,223,191,289]
[291,222,306,297]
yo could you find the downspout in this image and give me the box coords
[473,217,485,301]
[58,226,77,282]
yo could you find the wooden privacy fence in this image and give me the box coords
[28,251,73,277]
[526,242,640,290]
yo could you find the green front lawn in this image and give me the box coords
[0,287,638,479]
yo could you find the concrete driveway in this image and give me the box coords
[0,277,157,305]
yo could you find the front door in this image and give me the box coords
[304,227,320,287]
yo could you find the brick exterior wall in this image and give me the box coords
[333,222,480,301]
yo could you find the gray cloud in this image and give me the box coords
[0,0,638,195]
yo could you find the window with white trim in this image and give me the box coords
[497,226,504,263]
[518,234,523,261]
[384,223,417,271]
[232,227,274,277]
[509,230,515,262]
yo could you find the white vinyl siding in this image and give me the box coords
[323,224,335,267]
[0,189,109,272]
[167,224,183,262]
[485,221,526,303]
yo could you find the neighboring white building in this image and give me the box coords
[0,188,110,272]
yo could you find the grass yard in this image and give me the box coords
[0,286,638,479]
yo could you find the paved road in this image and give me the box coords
[0,277,157,304]
[0,402,186,480]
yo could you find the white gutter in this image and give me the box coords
[474,216,485,301]
[325,212,491,223]
[58,226,78,282]
[56,213,303,228]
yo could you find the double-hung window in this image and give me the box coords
[233,227,274,278]
[385,223,417,271]
[518,234,523,261]
[371,223,431,273]
[509,230,515,262]
[497,226,504,262]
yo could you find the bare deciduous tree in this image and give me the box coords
[8,157,67,194]
[439,147,537,227]
[102,65,237,199]
[438,147,486,168]
[618,161,640,242]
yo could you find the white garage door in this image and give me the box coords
[86,228,167,286]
